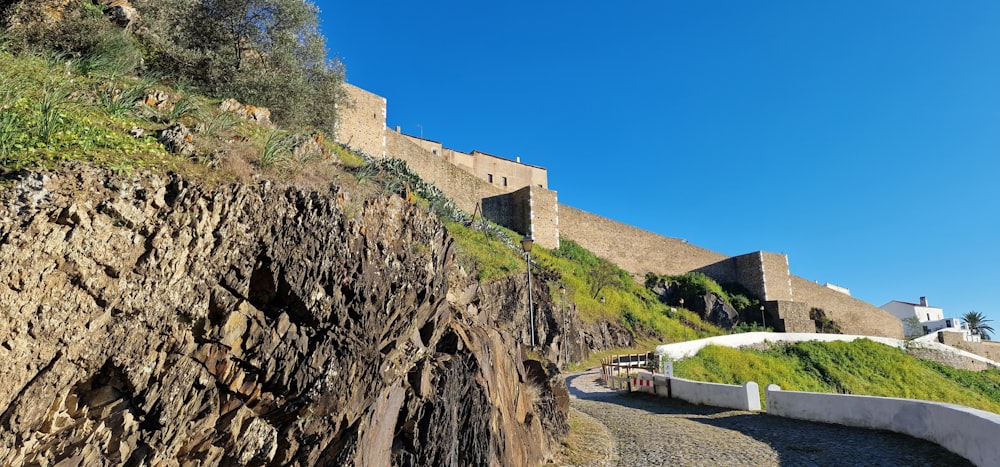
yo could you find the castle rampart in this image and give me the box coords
[398,133,548,192]
[335,84,386,158]
[385,130,560,249]
[334,83,903,339]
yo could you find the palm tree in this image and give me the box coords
[961,311,995,340]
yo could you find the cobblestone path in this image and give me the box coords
[564,370,974,466]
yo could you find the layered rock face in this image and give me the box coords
[0,168,565,465]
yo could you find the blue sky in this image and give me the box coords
[318,1,1000,327]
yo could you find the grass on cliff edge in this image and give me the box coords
[445,221,724,344]
[674,339,1000,413]
[0,50,357,185]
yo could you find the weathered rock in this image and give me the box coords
[220,98,272,126]
[698,293,740,329]
[101,0,139,31]
[157,123,194,155]
[142,89,171,111]
[0,167,564,465]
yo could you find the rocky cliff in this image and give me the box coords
[0,167,566,465]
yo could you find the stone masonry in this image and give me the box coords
[334,83,387,158]
[334,83,904,339]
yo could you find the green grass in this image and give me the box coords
[533,239,725,342]
[443,220,726,345]
[0,51,176,172]
[675,339,1000,413]
[445,221,525,282]
[0,49,347,182]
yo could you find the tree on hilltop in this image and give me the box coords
[961,311,995,340]
[1,0,345,132]
[134,0,344,131]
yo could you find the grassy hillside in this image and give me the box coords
[675,339,1000,413]
[446,220,726,343]
[0,49,358,184]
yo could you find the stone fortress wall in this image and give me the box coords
[334,84,387,158]
[334,83,903,339]
[939,331,1000,362]
[398,133,548,191]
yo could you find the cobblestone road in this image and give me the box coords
[564,370,973,466]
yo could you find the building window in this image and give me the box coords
[502,177,508,187]
[927,313,931,321]
[487,174,494,183]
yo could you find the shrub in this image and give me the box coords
[133,0,345,132]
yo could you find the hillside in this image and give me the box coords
[675,339,1000,413]
[0,2,576,464]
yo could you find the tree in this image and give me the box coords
[588,261,622,298]
[134,0,344,131]
[961,311,995,341]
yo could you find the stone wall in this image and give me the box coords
[482,190,522,234]
[396,132,547,192]
[529,186,559,249]
[760,252,794,301]
[469,150,548,191]
[769,301,816,333]
[338,84,902,339]
[789,276,903,338]
[694,252,792,302]
[558,205,728,277]
[386,131,559,249]
[335,83,386,157]
[386,131,503,214]
[939,332,1000,362]
[558,206,902,338]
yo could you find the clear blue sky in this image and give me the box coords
[319,1,1000,326]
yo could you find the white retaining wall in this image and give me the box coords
[766,385,1000,467]
[627,371,761,412]
[671,377,761,411]
[654,332,903,360]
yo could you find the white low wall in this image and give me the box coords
[766,385,1000,467]
[671,378,761,411]
[628,371,761,411]
[655,332,904,360]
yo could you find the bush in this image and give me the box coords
[133,0,345,132]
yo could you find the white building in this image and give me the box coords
[880,297,950,337]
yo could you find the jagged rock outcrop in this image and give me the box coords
[0,167,564,465]
[696,294,740,329]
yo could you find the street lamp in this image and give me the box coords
[760,304,766,330]
[600,296,606,317]
[522,236,535,348]
[680,298,686,341]
[560,284,567,366]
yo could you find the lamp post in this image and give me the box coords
[522,236,535,348]
[760,304,766,330]
[560,284,567,367]
[600,296,606,317]
[680,298,686,341]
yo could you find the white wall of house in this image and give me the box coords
[880,298,945,337]
[922,318,965,335]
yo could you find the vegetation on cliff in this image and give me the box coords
[2,0,342,131]
[675,339,1000,413]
